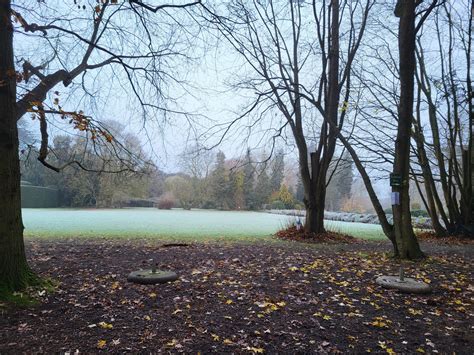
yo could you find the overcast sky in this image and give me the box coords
[13,0,470,203]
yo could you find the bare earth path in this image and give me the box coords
[1,238,472,353]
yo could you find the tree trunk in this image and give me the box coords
[305,205,325,234]
[413,87,447,237]
[301,163,325,234]
[393,0,423,259]
[302,0,340,236]
[0,0,35,293]
[464,0,473,233]
[332,131,399,255]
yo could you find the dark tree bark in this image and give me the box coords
[393,0,423,259]
[413,85,447,236]
[0,0,36,293]
[304,0,340,234]
[463,0,473,231]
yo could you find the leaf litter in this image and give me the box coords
[0,238,472,353]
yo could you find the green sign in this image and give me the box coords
[390,173,402,187]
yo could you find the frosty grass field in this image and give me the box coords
[22,208,386,241]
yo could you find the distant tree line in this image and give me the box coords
[21,122,356,212]
[163,148,303,211]
[20,121,158,208]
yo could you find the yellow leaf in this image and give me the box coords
[149,292,157,298]
[226,299,233,305]
[416,348,425,353]
[211,333,220,341]
[246,346,265,353]
[172,309,182,315]
[371,320,389,328]
[98,322,113,329]
[144,315,151,321]
[223,339,234,345]
[339,101,349,112]
[166,339,178,347]
[276,301,286,307]
[97,340,107,349]
[386,348,396,355]
[322,315,332,320]
[408,308,423,316]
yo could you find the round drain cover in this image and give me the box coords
[127,269,178,284]
[375,275,432,294]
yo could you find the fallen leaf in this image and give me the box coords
[97,340,106,349]
[98,322,113,329]
[246,346,265,353]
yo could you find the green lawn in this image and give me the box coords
[22,208,386,241]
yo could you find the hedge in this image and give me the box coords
[21,184,59,208]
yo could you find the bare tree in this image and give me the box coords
[412,1,473,237]
[391,0,441,259]
[200,0,373,234]
[0,0,201,292]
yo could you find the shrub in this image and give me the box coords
[340,196,373,214]
[201,201,216,210]
[411,209,429,218]
[294,203,304,210]
[158,198,174,210]
[270,200,286,210]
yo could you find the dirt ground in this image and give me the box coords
[0,238,472,354]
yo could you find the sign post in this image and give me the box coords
[390,173,402,187]
[390,173,402,206]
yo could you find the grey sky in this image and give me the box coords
[14,0,471,196]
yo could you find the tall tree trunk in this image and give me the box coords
[393,0,423,259]
[0,0,35,293]
[414,43,453,231]
[413,86,447,236]
[333,131,399,255]
[303,0,340,235]
[464,0,473,233]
